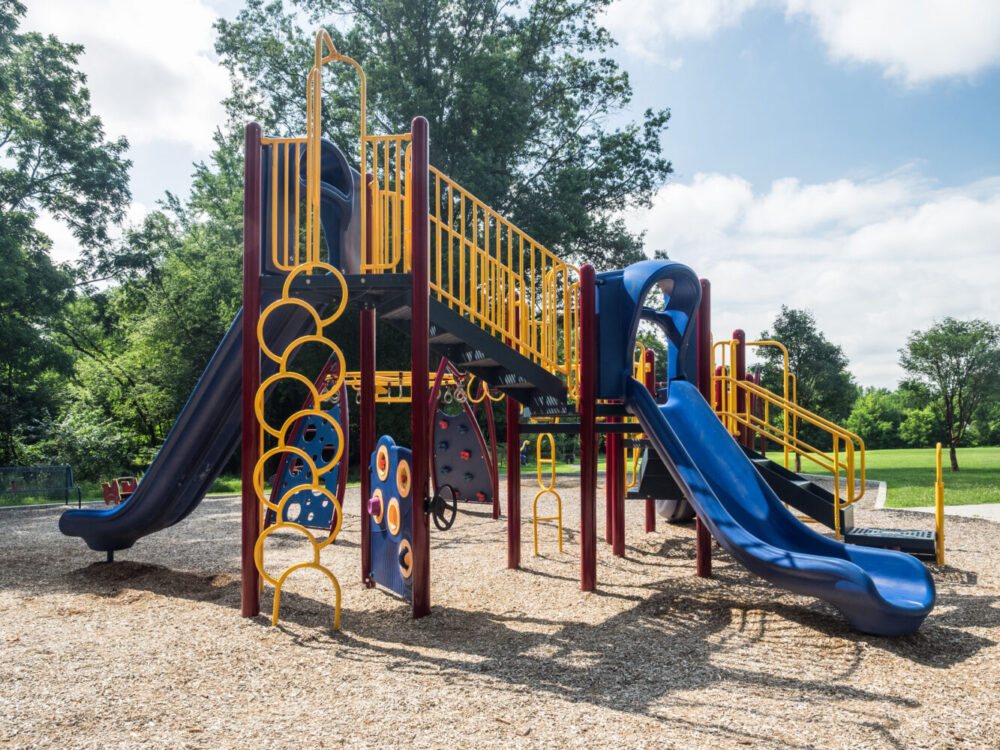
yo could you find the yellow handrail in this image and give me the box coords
[714,373,866,531]
[360,137,581,397]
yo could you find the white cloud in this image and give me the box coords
[23,0,229,153]
[627,172,1000,387]
[786,0,1000,85]
[602,0,758,62]
[603,0,1000,84]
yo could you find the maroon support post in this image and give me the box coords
[506,303,521,568]
[409,117,431,618]
[241,123,263,618]
[612,420,626,557]
[605,424,614,545]
[643,348,656,533]
[359,175,376,588]
[485,388,500,521]
[696,280,713,578]
[579,265,598,591]
[506,394,521,568]
[733,329,747,448]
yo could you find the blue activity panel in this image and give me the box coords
[268,398,345,533]
[368,435,414,600]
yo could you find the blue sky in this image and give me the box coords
[22,0,1000,387]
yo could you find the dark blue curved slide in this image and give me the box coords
[59,304,312,553]
[625,377,935,636]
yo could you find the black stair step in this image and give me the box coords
[740,445,850,531]
[845,527,937,558]
[458,356,501,368]
[382,305,411,321]
[428,331,462,345]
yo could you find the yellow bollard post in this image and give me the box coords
[532,432,563,555]
[936,442,945,565]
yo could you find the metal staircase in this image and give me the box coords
[743,446,937,558]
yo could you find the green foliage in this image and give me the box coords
[898,406,938,448]
[899,317,1000,470]
[636,332,668,383]
[0,2,130,466]
[0,212,73,463]
[19,404,138,481]
[757,307,858,446]
[846,388,904,449]
[215,0,673,269]
[0,0,130,248]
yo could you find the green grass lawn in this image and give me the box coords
[864,446,1000,508]
[11,447,990,510]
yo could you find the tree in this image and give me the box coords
[0,1,130,249]
[214,0,673,269]
[0,213,72,463]
[846,388,904,450]
[0,1,132,464]
[899,317,1000,471]
[758,307,859,432]
[898,406,938,448]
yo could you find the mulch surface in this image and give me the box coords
[1,478,997,748]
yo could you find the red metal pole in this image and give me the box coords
[485,387,500,520]
[733,329,747,448]
[696,280,713,578]
[612,420,625,557]
[409,117,431,618]
[579,265,597,591]
[360,175,376,588]
[241,123,262,618]
[506,304,521,568]
[643,348,656,533]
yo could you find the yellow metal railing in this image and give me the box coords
[363,141,581,398]
[714,373,866,540]
[624,342,648,491]
[262,137,309,272]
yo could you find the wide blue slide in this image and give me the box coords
[59,305,316,554]
[599,260,935,635]
[60,137,360,556]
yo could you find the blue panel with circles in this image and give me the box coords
[268,399,345,532]
[368,435,414,600]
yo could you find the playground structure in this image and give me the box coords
[101,477,138,507]
[58,30,944,637]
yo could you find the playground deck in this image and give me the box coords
[3,482,997,749]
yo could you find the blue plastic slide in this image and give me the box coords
[59,303,313,553]
[598,258,934,635]
[626,379,935,635]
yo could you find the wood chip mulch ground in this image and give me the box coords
[1,476,998,749]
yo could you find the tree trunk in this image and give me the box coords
[949,441,959,472]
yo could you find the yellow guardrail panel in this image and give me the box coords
[713,373,866,517]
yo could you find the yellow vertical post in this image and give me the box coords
[935,442,945,565]
[833,435,841,541]
[532,431,563,555]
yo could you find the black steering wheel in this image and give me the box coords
[427,484,459,531]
